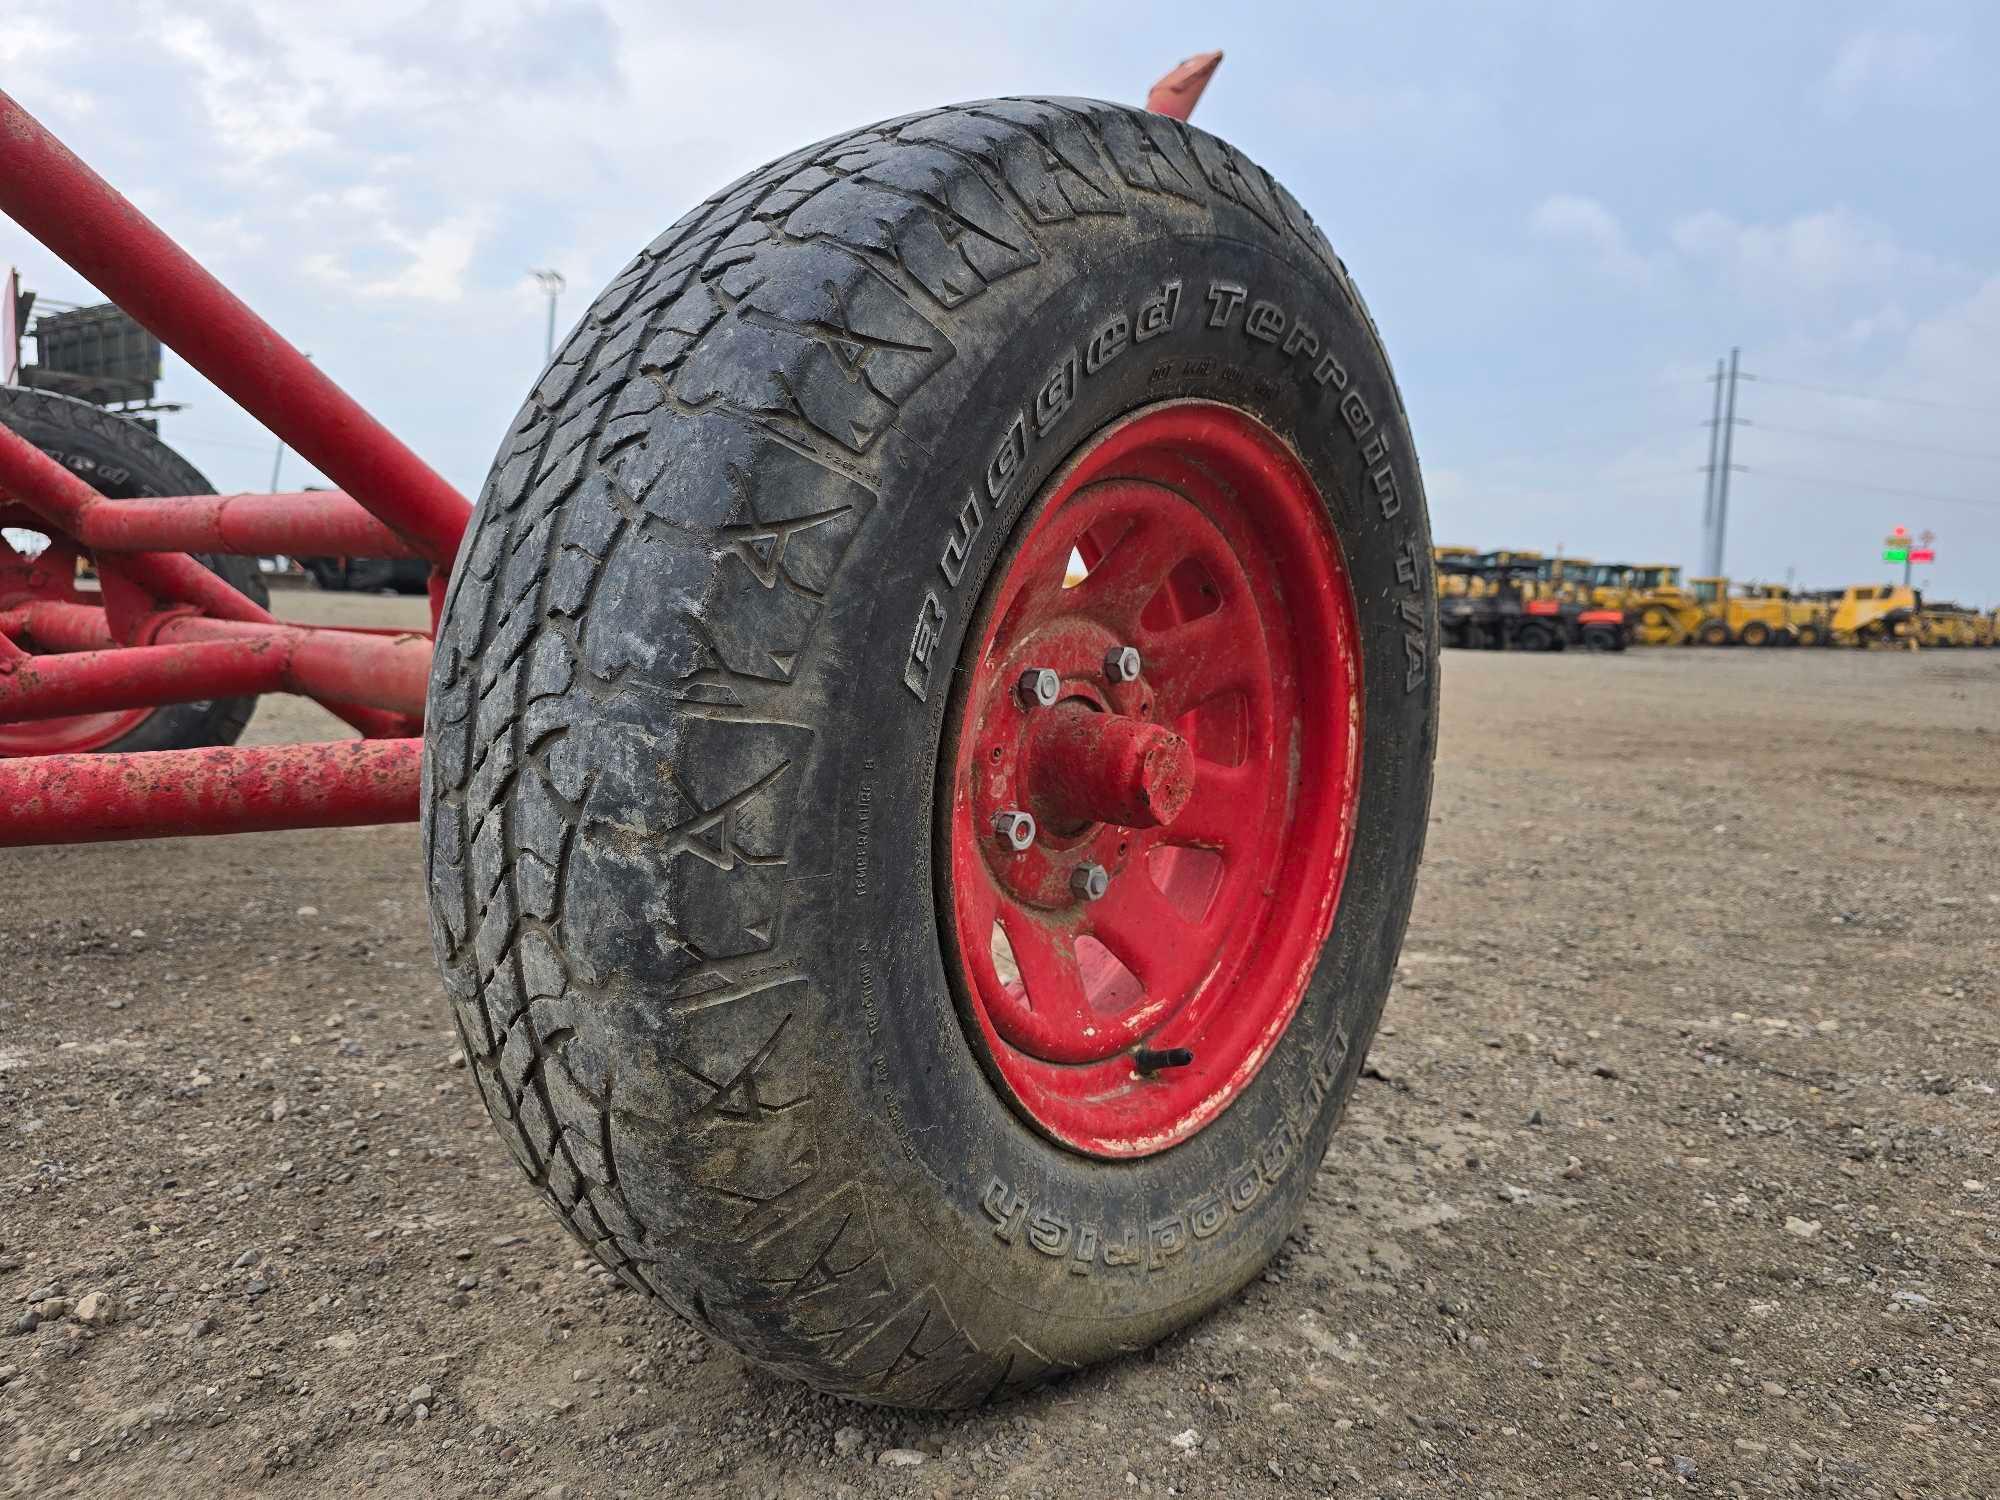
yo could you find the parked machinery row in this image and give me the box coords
[1436,550,1632,652]
[1437,549,1997,651]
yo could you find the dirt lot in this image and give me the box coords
[3,595,1995,1499]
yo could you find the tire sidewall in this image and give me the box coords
[798,234,1436,1349]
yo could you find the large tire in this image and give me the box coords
[0,386,266,755]
[1696,619,1733,647]
[424,97,1435,1406]
[1581,624,1623,652]
[1739,620,1771,648]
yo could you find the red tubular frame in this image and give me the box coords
[0,620,430,720]
[0,738,422,846]
[0,87,451,837]
[0,62,1209,846]
[0,490,418,559]
[0,91,471,565]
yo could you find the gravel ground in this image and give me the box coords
[2,596,1996,1498]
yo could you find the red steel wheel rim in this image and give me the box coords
[942,401,1363,1158]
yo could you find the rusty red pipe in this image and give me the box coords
[0,599,123,652]
[0,422,274,626]
[0,90,472,566]
[1146,51,1223,121]
[0,490,419,559]
[0,637,296,719]
[0,618,430,721]
[0,427,409,737]
[0,737,422,846]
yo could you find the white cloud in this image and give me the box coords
[0,15,76,65]
[1670,207,1944,296]
[1529,194,1657,284]
[1826,28,1945,95]
[156,15,332,164]
[302,212,485,304]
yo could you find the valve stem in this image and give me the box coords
[1133,1046,1195,1075]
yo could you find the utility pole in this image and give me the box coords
[1700,357,1725,570]
[530,269,566,362]
[1709,347,1740,578]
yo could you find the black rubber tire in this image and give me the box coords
[1581,624,1622,652]
[423,96,1435,1407]
[1739,621,1771,648]
[1696,620,1733,647]
[1516,621,1555,652]
[0,386,266,753]
[1796,624,1824,647]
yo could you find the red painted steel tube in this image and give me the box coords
[0,599,116,651]
[165,616,431,715]
[0,490,418,559]
[0,637,291,719]
[0,422,271,625]
[0,91,472,565]
[0,737,421,845]
[1146,51,1223,120]
[0,427,409,737]
[0,619,430,721]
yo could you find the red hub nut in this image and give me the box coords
[1023,701,1194,830]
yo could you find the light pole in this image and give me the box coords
[270,351,311,492]
[530,269,566,362]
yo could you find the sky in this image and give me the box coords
[4,0,1997,604]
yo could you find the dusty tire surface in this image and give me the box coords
[424,96,1434,1405]
[0,386,266,753]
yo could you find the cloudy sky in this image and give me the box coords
[6,1,1997,603]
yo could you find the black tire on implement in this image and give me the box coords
[0,386,266,753]
[425,97,1436,1406]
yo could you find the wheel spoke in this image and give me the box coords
[1077,513,1187,624]
[1165,762,1258,849]
[1087,869,1212,997]
[1140,606,1259,717]
[955,864,1008,1000]
[1001,915,1094,1040]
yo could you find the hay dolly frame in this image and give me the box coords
[0,58,1223,848]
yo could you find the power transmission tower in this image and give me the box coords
[1708,347,1740,577]
[1700,357,1725,568]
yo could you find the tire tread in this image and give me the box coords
[425,97,1397,1403]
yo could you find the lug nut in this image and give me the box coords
[1016,667,1061,708]
[993,809,1037,852]
[1070,862,1110,902]
[1103,645,1142,683]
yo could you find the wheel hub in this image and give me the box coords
[940,401,1364,1158]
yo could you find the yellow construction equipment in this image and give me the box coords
[1434,546,1480,599]
[1825,583,1921,645]
[1916,603,1983,648]
[1626,564,1704,645]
